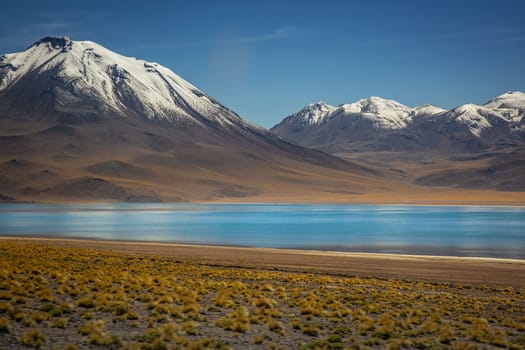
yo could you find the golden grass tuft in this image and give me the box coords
[19,328,46,348]
[216,306,250,333]
[79,319,114,345]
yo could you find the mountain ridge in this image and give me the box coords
[273,92,524,131]
[271,92,525,150]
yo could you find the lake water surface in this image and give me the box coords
[1,203,524,259]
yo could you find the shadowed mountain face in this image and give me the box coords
[0,37,388,202]
[271,93,525,191]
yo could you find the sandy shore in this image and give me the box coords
[3,236,524,288]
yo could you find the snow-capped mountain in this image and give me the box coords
[0,36,260,130]
[271,93,525,153]
[0,37,369,203]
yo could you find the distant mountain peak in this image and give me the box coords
[338,96,413,130]
[342,96,410,112]
[484,91,525,113]
[282,101,336,127]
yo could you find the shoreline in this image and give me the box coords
[1,234,524,262]
[3,236,525,288]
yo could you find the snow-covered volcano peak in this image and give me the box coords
[0,37,257,129]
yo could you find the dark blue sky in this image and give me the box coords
[1,0,524,127]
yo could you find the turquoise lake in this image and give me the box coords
[0,203,524,259]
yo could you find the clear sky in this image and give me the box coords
[1,0,524,128]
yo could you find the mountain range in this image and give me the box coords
[0,37,523,204]
[271,93,525,153]
[271,93,525,192]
